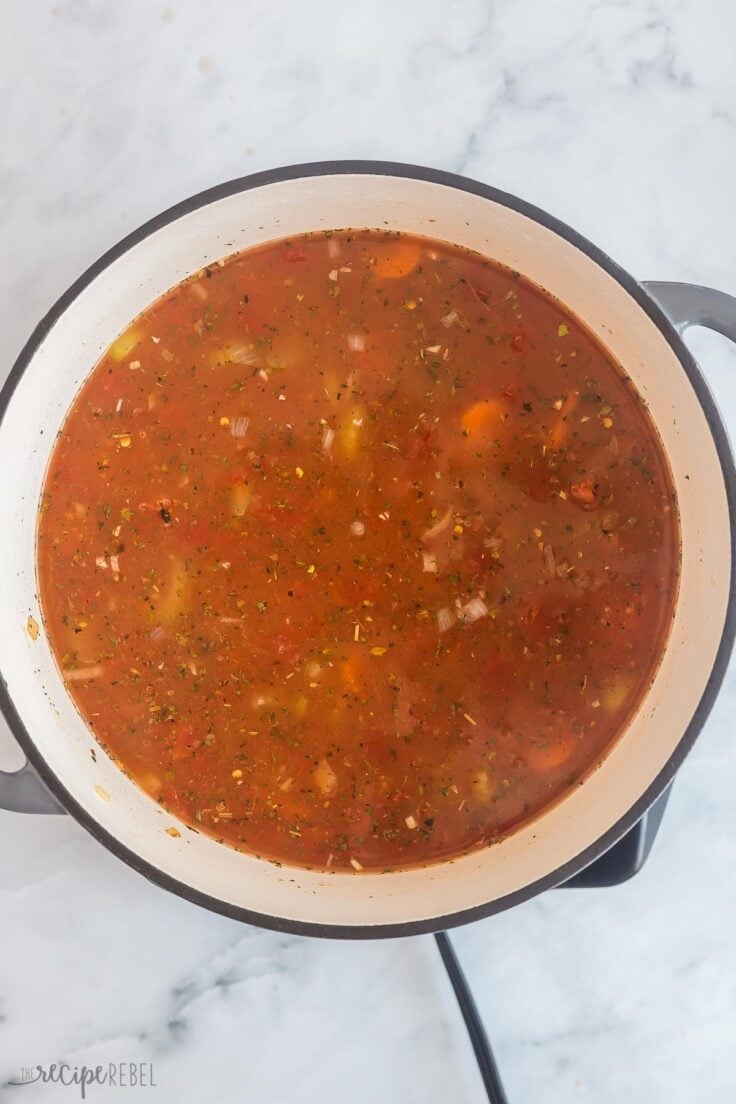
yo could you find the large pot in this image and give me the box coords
[1,163,734,938]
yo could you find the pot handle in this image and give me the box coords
[643,281,736,340]
[0,754,65,815]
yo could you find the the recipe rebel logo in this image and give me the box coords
[9,1063,157,1097]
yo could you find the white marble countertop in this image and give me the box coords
[2,2,735,1101]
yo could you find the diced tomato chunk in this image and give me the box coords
[166,724,200,761]
[570,481,597,508]
[406,424,436,462]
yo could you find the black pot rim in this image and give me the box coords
[2,160,735,939]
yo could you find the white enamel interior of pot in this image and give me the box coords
[0,172,731,928]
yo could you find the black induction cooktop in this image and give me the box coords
[559,783,672,889]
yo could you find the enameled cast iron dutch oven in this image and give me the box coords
[0,163,734,938]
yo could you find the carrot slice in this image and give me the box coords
[461,400,505,439]
[549,392,579,450]
[341,659,363,694]
[373,241,421,280]
[525,737,575,772]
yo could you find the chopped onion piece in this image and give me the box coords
[63,666,103,682]
[422,551,438,573]
[191,282,208,301]
[322,426,335,453]
[327,238,341,259]
[350,520,365,536]
[314,758,338,796]
[230,416,249,438]
[405,814,418,830]
[347,333,365,352]
[462,596,489,623]
[441,309,459,328]
[260,353,287,376]
[228,343,259,366]
[543,544,556,574]
[421,506,453,542]
[109,555,121,574]
[328,269,338,281]
[437,607,455,633]
[115,399,123,413]
[219,616,244,625]
[150,626,165,641]
[95,556,108,569]
[349,857,364,871]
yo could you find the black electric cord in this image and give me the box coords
[434,931,509,1104]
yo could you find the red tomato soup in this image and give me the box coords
[37,231,679,872]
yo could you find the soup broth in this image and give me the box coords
[37,230,679,871]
